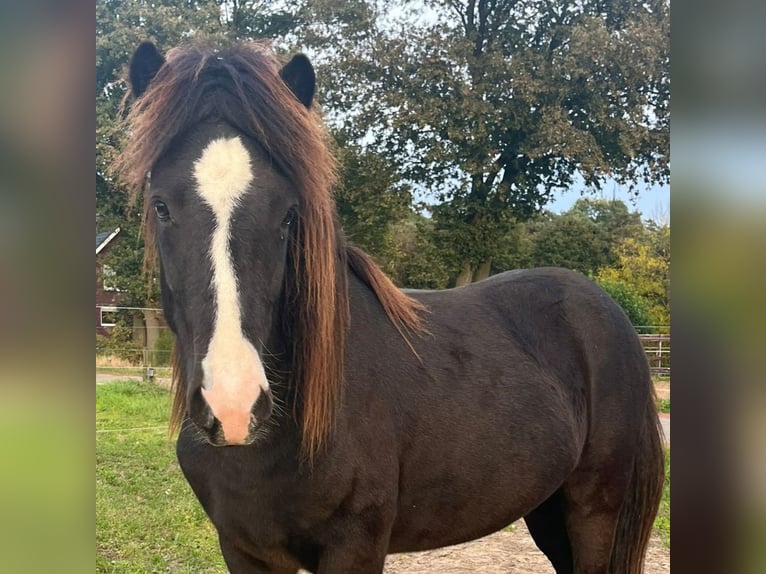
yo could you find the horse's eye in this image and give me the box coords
[154,200,170,221]
[281,208,297,227]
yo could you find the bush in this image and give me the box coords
[95,322,143,364]
[596,279,654,333]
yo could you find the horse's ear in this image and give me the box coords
[129,41,165,98]
[280,54,315,108]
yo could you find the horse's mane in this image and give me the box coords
[116,42,425,461]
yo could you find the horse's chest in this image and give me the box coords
[175,433,342,560]
[175,438,292,545]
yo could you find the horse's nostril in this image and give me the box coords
[189,388,218,432]
[253,388,273,421]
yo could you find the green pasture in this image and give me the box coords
[96,382,226,573]
[96,382,670,572]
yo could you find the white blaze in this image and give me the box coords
[193,136,268,444]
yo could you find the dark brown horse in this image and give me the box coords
[119,41,664,573]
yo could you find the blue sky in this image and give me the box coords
[414,178,670,224]
[547,180,670,224]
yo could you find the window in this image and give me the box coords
[100,306,118,327]
[102,264,118,291]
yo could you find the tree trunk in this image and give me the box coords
[132,312,147,347]
[473,257,492,282]
[143,309,161,351]
[454,262,474,287]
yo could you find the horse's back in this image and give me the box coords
[415,266,652,443]
[411,266,646,385]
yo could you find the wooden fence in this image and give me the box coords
[638,334,670,376]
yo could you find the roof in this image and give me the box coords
[96,227,120,254]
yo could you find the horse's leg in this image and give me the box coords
[219,539,298,574]
[523,489,574,574]
[315,511,393,574]
[316,543,387,574]
[561,469,627,574]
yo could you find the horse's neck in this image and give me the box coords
[345,266,388,322]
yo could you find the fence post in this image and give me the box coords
[142,348,154,382]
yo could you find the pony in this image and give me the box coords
[118,40,664,573]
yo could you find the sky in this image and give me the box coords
[547,180,670,224]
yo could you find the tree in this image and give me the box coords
[525,210,607,275]
[96,1,670,302]
[334,138,413,268]
[496,198,647,276]
[310,0,669,285]
[596,230,670,327]
[569,197,645,267]
[387,214,454,289]
[596,278,654,333]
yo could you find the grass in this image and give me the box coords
[97,382,671,571]
[656,397,670,413]
[654,447,671,547]
[96,382,226,573]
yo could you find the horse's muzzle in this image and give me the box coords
[190,386,273,446]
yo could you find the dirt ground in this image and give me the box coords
[384,521,669,573]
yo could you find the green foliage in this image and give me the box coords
[96,317,143,365]
[657,397,670,414]
[429,195,518,280]
[151,328,175,367]
[313,0,669,282]
[335,140,413,264]
[596,278,654,333]
[97,1,670,299]
[493,198,658,276]
[526,210,607,275]
[102,221,159,305]
[387,215,453,289]
[571,198,645,242]
[596,224,670,327]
